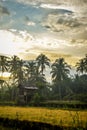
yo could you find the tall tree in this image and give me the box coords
[76,54,87,74]
[51,58,71,100]
[9,55,24,85]
[83,54,87,73]
[0,55,8,77]
[36,54,50,75]
[51,58,71,82]
[76,59,85,74]
[16,59,24,85]
[24,60,36,83]
[24,60,46,85]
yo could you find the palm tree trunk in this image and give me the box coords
[59,85,61,100]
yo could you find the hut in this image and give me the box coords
[18,84,38,104]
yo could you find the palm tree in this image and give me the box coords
[9,55,24,85]
[24,60,36,82]
[76,54,87,74]
[36,54,50,75]
[16,59,24,85]
[9,55,25,101]
[33,70,46,87]
[76,59,85,74]
[83,54,87,73]
[51,58,71,100]
[9,55,20,81]
[51,58,71,82]
[24,60,46,84]
[0,55,8,77]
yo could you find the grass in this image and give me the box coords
[0,106,87,128]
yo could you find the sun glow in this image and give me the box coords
[0,72,11,79]
[0,30,27,56]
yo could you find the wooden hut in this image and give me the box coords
[18,84,38,104]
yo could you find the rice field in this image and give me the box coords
[0,106,87,128]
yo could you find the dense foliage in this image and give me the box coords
[0,54,87,104]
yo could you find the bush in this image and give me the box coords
[0,101,16,106]
[38,100,87,109]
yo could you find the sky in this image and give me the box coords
[0,0,87,66]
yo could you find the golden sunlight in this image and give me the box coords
[0,72,11,80]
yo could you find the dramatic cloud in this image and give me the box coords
[16,0,87,12]
[16,0,87,5]
[42,9,87,41]
[0,0,87,66]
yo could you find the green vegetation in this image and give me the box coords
[0,54,87,129]
[0,53,87,104]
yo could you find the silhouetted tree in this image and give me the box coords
[36,54,50,75]
[51,58,71,100]
[76,54,87,74]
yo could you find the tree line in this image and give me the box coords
[0,54,87,103]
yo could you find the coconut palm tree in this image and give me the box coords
[83,54,87,73]
[16,59,25,85]
[24,61,36,84]
[24,60,36,82]
[36,54,50,75]
[51,58,71,100]
[51,58,71,82]
[76,54,87,74]
[9,55,24,85]
[9,55,20,81]
[9,55,25,101]
[0,55,8,77]
[24,60,46,84]
[76,59,85,74]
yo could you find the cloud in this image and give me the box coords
[42,10,87,40]
[9,29,33,41]
[16,0,87,5]
[0,5,10,16]
[16,0,87,40]
[16,0,87,12]
[0,29,33,56]
[16,0,39,6]
[0,0,87,66]
[24,16,36,26]
[40,3,75,12]
[23,35,87,63]
[27,21,36,26]
[0,29,86,66]
[22,47,80,66]
[42,13,79,31]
